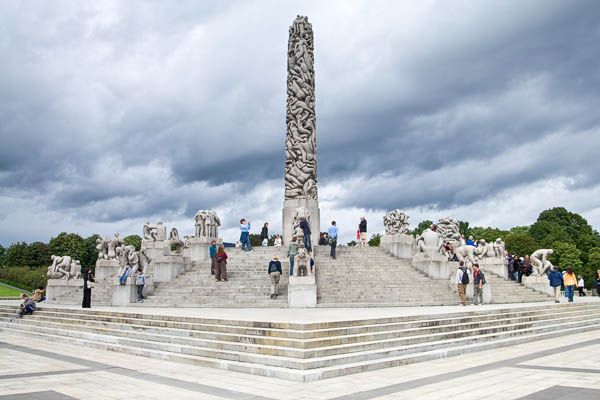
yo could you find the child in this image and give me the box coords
[120,264,132,285]
[135,269,146,302]
[18,294,36,318]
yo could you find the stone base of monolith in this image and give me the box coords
[95,259,121,280]
[141,239,169,260]
[288,275,316,308]
[412,252,452,280]
[380,234,416,259]
[46,279,83,304]
[111,277,154,306]
[523,275,554,297]
[478,258,508,279]
[282,199,320,246]
[188,237,222,262]
[151,255,186,282]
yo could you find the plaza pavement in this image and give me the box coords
[0,298,599,399]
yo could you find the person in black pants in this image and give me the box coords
[82,268,94,308]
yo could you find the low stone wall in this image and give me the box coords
[380,234,415,259]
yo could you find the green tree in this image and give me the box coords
[48,233,87,262]
[25,241,51,269]
[510,226,530,234]
[458,220,471,238]
[368,234,381,247]
[124,235,142,251]
[589,247,600,271]
[469,227,509,244]
[412,220,433,236]
[347,240,358,246]
[504,232,539,257]
[0,244,5,267]
[550,241,583,277]
[5,242,29,268]
[249,234,263,247]
[82,234,101,269]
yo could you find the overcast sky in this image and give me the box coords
[1,0,600,246]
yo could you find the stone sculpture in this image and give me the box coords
[156,221,167,241]
[383,209,410,235]
[493,238,505,259]
[143,221,157,241]
[294,242,312,276]
[168,228,184,255]
[96,233,124,260]
[47,255,81,280]
[96,236,110,260]
[530,249,554,276]
[454,245,479,268]
[292,206,310,240]
[117,246,152,277]
[194,210,221,238]
[416,227,443,254]
[437,217,461,244]
[285,16,318,200]
[183,236,191,248]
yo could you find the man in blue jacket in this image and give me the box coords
[299,217,312,252]
[209,240,217,275]
[548,265,563,303]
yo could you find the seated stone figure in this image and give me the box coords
[168,228,184,255]
[293,242,312,277]
[416,227,443,253]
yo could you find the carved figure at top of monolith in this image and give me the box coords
[285,16,317,200]
[383,209,410,235]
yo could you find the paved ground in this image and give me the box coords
[0,304,599,399]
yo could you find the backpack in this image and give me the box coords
[461,269,469,285]
[216,255,223,263]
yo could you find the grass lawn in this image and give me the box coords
[0,285,25,297]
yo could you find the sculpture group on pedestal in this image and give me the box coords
[293,242,313,277]
[116,245,152,277]
[194,210,221,238]
[169,228,184,255]
[436,217,461,245]
[416,226,443,253]
[47,255,81,280]
[530,249,554,276]
[292,206,311,240]
[383,209,410,235]
[96,233,124,260]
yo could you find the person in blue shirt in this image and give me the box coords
[239,219,253,252]
[547,265,564,303]
[209,240,218,275]
[328,221,338,259]
[268,255,283,299]
[466,236,476,246]
[299,217,312,252]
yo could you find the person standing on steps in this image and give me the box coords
[261,223,269,246]
[319,233,328,246]
[359,217,367,247]
[456,261,469,306]
[209,240,218,276]
[135,269,146,303]
[577,275,586,297]
[548,265,563,303]
[215,245,229,282]
[82,267,94,308]
[596,270,600,297]
[563,268,577,303]
[268,255,282,299]
[239,219,253,252]
[328,221,338,259]
[472,264,485,305]
[287,237,299,275]
[299,217,312,253]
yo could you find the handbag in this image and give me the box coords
[86,281,95,289]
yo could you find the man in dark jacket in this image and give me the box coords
[359,217,368,247]
[268,255,282,299]
[472,264,486,305]
[299,218,312,252]
[260,223,269,245]
[548,266,563,303]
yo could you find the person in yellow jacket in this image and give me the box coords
[563,268,578,303]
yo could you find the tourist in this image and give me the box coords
[512,256,521,282]
[299,217,312,252]
[359,217,367,247]
[472,264,485,305]
[319,233,328,246]
[577,275,586,296]
[268,255,282,299]
[596,270,600,297]
[18,294,36,318]
[460,234,466,246]
[563,268,577,303]
[209,240,218,276]
[82,267,94,308]
[33,285,46,302]
[215,245,229,282]
[328,221,338,259]
[456,262,469,306]
[287,237,299,275]
[506,253,514,280]
[273,235,282,247]
[523,255,532,276]
[548,266,563,303]
[239,219,253,252]
[261,223,269,246]
[235,241,241,248]
[119,263,131,285]
[135,269,146,302]
[466,236,476,246]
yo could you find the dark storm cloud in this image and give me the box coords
[1,0,600,243]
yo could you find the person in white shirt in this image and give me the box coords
[273,235,282,247]
[577,276,586,297]
[455,262,469,306]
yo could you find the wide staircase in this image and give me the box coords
[315,246,459,306]
[484,271,553,303]
[144,247,290,307]
[1,302,598,381]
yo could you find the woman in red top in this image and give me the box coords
[215,246,228,282]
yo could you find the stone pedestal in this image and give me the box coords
[479,258,508,279]
[151,255,186,282]
[95,259,121,281]
[523,275,554,297]
[282,198,320,246]
[111,277,154,306]
[412,252,452,280]
[288,275,316,308]
[46,279,83,304]
[188,237,221,262]
[380,234,416,259]
[142,239,169,260]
